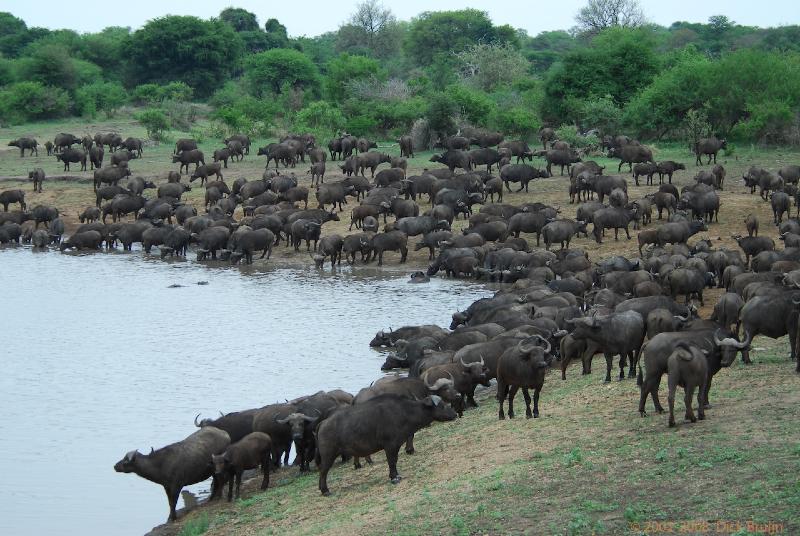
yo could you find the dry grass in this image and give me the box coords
[0,122,797,273]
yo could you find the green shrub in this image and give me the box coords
[555,124,598,149]
[293,100,346,140]
[345,114,379,137]
[0,81,70,124]
[74,81,127,118]
[136,108,170,140]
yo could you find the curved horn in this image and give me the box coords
[674,314,689,322]
[150,447,154,455]
[792,296,800,305]
[275,416,290,424]
[479,354,485,366]
[302,414,317,422]
[219,411,225,418]
[427,375,455,391]
[537,335,552,355]
[459,356,470,368]
[194,413,202,427]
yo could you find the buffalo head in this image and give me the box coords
[276,412,318,440]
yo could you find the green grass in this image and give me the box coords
[178,512,209,536]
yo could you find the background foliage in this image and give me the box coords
[0,3,798,145]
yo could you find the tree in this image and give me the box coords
[81,27,131,82]
[404,10,518,67]
[337,2,403,60]
[324,54,386,101]
[683,108,712,147]
[542,27,659,124]
[128,16,242,98]
[425,92,457,137]
[244,48,319,96]
[574,0,645,35]
[456,42,529,92]
[219,8,259,32]
[350,0,394,46]
[264,19,290,49]
[14,44,101,92]
[522,30,578,72]
[0,12,31,57]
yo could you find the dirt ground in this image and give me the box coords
[1,121,797,278]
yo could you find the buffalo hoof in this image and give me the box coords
[640,411,647,417]
[390,476,402,484]
[668,421,676,428]
[321,490,331,497]
[656,408,665,414]
[405,448,415,455]
[604,379,611,384]
[525,413,532,419]
[498,414,505,420]
[533,412,539,418]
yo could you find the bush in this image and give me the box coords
[0,81,70,124]
[131,82,194,105]
[346,115,379,137]
[136,108,170,140]
[555,124,599,149]
[425,92,457,138]
[74,81,128,118]
[293,100,346,141]
[445,84,495,126]
[491,107,541,143]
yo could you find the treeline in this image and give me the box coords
[0,6,799,145]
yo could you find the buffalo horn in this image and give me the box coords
[427,376,455,391]
[194,413,202,427]
[536,335,552,355]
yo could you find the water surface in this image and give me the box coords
[0,247,491,535]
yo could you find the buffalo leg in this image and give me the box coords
[507,385,519,418]
[685,387,697,423]
[789,322,798,361]
[466,384,478,407]
[318,449,337,496]
[697,379,707,420]
[234,470,243,499]
[165,485,180,522]
[532,388,540,417]
[522,388,533,418]
[668,378,677,427]
[628,351,636,378]
[385,445,402,483]
[603,352,613,383]
[405,434,415,455]
[618,354,626,380]
[260,454,270,490]
[497,381,508,420]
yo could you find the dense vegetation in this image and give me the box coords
[0,3,799,146]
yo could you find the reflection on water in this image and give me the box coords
[0,247,491,536]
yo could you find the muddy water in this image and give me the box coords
[0,247,492,536]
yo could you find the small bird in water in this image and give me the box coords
[167,284,184,288]
[196,281,209,285]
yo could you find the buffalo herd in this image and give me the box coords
[3,128,800,526]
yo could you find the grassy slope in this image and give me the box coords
[165,339,799,536]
